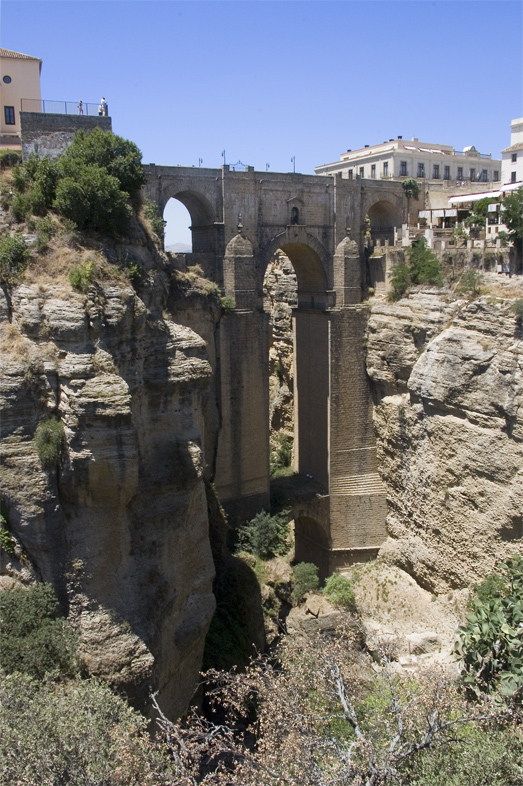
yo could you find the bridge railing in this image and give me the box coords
[21,99,106,116]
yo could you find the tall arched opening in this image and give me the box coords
[163,198,192,252]
[367,200,402,246]
[294,516,330,580]
[262,238,329,490]
[162,190,217,256]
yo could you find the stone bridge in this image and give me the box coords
[144,164,406,575]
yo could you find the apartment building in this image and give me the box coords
[315,136,501,186]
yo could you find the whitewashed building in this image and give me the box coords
[501,117,523,185]
[315,136,501,186]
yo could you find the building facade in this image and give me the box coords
[501,117,523,185]
[315,136,502,187]
[0,48,41,148]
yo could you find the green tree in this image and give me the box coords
[237,510,289,559]
[408,238,443,286]
[402,177,420,224]
[502,186,523,253]
[0,233,29,284]
[464,197,496,232]
[0,584,77,679]
[57,127,145,195]
[292,562,319,603]
[54,166,133,235]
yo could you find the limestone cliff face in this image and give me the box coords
[367,282,523,592]
[0,258,220,718]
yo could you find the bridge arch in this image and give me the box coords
[294,515,331,579]
[366,199,403,246]
[260,229,330,309]
[162,189,217,254]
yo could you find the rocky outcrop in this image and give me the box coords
[0,262,221,718]
[367,282,523,592]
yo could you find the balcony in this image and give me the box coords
[21,99,106,117]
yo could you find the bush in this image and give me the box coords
[0,673,175,785]
[143,197,166,241]
[58,127,145,195]
[408,238,443,286]
[237,510,290,559]
[0,233,29,284]
[388,259,411,301]
[0,583,77,679]
[323,573,355,608]
[69,259,96,292]
[270,432,293,476]
[54,166,133,235]
[292,562,319,603]
[511,299,523,325]
[0,149,21,169]
[34,418,65,468]
[220,294,236,314]
[454,554,523,696]
[456,269,483,298]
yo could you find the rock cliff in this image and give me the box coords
[367,278,523,592]
[0,236,221,718]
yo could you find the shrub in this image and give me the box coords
[0,583,77,679]
[143,197,166,241]
[454,554,523,696]
[237,510,290,559]
[292,562,319,603]
[270,432,293,476]
[408,238,443,286]
[54,166,133,235]
[388,259,411,301]
[0,673,175,785]
[323,573,355,608]
[456,269,483,298]
[511,299,523,325]
[34,418,65,468]
[0,149,21,169]
[69,259,96,292]
[220,294,236,314]
[0,233,29,284]
[57,127,145,195]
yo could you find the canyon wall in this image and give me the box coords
[367,280,523,592]
[0,231,221,719]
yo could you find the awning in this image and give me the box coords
[449,182,521,205]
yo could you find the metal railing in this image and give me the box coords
[21,99,107,116]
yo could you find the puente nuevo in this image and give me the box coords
[144,164,407,574]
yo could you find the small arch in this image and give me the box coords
[367,200,402,246]
[290,206,300,225]
[294,515,330,580]
[163,198,192,252]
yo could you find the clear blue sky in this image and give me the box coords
[2,0,522,245]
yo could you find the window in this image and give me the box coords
[457,166,463,180]
[433,164,440,179]
[348,169,353,180]
[512,172,517,183]
[400,161,407,176]
[4,106,15,125]
[359,167,364,178]
[444,165,450,180]
[417,163,425,177]
[512,153,517,163]
[2,75,12,84]
[481,169,488,182]
[383,162,388,177]
[494,170,499,181]
[470,168,476,181]
[371,164,376,178]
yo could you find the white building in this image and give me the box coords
[315,136,501,186]
[501,117,523,185]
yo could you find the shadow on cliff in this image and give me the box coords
[203,482,266,671]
